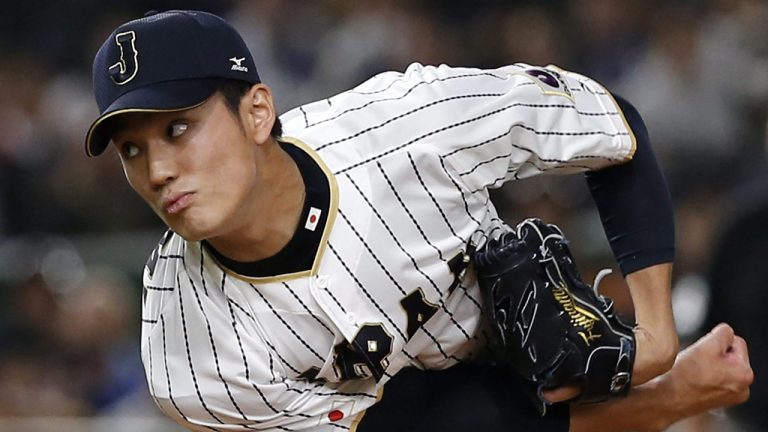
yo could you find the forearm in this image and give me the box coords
[626,263,678,385]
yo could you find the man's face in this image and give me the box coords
[111,93,262,242]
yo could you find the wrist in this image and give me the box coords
[650,364,689,430]
[632,325,679,385]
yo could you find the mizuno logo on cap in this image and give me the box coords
[229,56,248,72]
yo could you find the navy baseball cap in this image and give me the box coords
[85,10,261,157]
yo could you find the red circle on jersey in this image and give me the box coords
[310,214,317,223]
[328,410,344,422]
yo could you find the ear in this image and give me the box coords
[241,83,277,145]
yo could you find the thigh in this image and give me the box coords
[357,363,569,432]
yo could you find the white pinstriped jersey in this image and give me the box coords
[140,63,636,431]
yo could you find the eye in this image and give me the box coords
[168,122,188,139]
[121,142,140,159]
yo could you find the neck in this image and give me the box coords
[207,139,306,262]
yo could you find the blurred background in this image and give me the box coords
[0,0,766,430]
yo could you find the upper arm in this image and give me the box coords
[435,64,636,192]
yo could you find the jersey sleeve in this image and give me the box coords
[420,63,637,192]
[284,62,636,193]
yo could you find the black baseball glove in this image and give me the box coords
[474,218,635,413]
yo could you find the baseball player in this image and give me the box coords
[84,10,752,432]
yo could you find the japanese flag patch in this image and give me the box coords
[305,207,322,231]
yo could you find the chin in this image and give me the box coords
[175,230,207,243]
[165,218,216,243]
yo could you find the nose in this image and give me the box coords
[147,141,179,189]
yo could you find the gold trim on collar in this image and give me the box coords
[214,136,339,284]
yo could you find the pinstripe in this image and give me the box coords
[376,162,444,262]
[267,339,278,383]
[337,209,407,296]
[299,106,308,128]
[145,285,175,291]
[160,315,217,431]
[307,73,511,128]
[441,123,518,159]
[222,273,303,419]
[513,160,594,175]
[340,171,485,366]
[248,283,326,362]
[515,122,628,139]
[572,82,608,95]
[317,93,506,152]
[227,293,305,376]
[336,207,463,355]
[182,258,258,428]
[419,324,461,362]
[343,173,445,300]
[346,70,508,96]
[223,276,284,422]
[282,282,336,337]
[375,162,472,340]
[437,119,619,178]
[262,332,303,376]
[464,197,497,246]
[470,160,594,193]
[437,155,482,225]
[455,280,483,312]
[333,100,519,174]
[199,244,208,296]
[335,102,626,175]
[308,391,376,399]
[406,152,483,310]
[175,271,227,425]
[159,254,184,260]
[458,150,513,177]
[406,152,462,242]
[284,384,378,401]
[146,332,171,419]
[214,295,283,384]
[320,285,347,314]
[327,243,407,342]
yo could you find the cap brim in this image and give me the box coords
[85,78,222,157]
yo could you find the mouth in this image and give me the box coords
[162,192,194,215]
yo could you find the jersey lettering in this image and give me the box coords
[448,246,474,293]
[333,341,369,380]
[334,324,394,382]
[400,289,438,339]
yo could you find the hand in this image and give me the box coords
[658,323,753,424]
